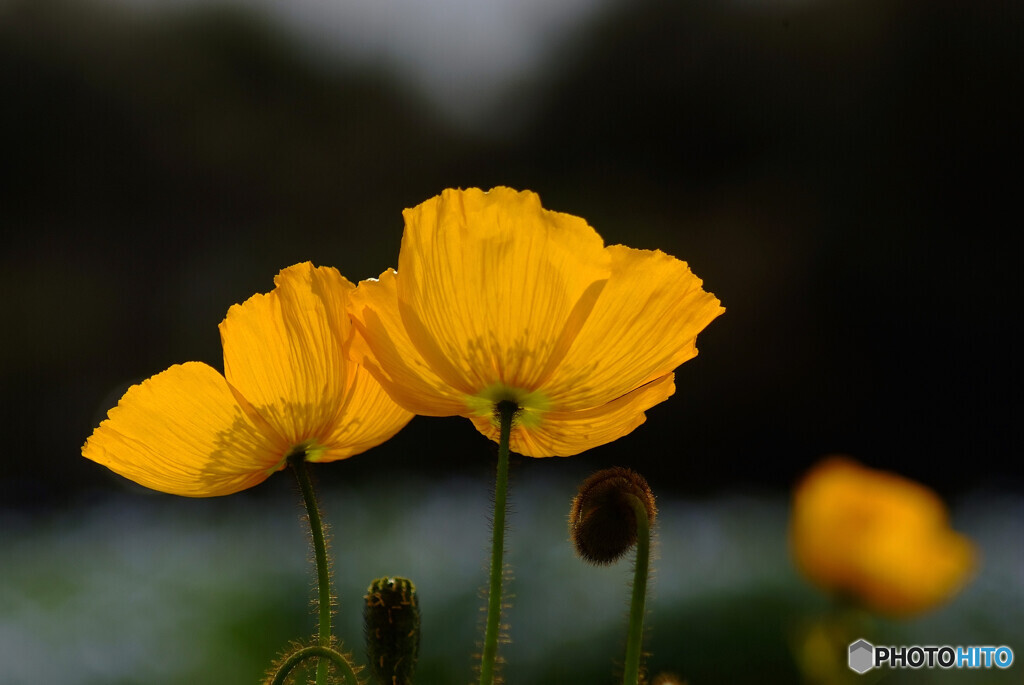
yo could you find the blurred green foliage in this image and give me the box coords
[2,475,1021,683]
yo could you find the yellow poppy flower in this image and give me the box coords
[348,187,724,456]
[82,262,413,497]
[790,456,975,616]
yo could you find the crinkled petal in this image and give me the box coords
[395,187,611,399]
[82,362,286,497]
[349,268,470,416]
[544,245,724,411]
[469,373,676,457]
[220,262,355,446]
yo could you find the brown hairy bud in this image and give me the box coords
[569,467,657,565]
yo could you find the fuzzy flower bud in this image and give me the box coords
[570,467,657,565]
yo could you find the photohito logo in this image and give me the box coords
[848,639,1014,673]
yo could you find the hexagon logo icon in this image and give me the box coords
[849,639,875,674]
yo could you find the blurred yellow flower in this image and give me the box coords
[83,262,413,497]
[790,456,975,615]
[348,187,723,456]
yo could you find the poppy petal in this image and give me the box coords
[544,245,724,411]
[314,361,414,462]
[82,362,285,497]
[220,263,355,445]
[349,268,470,416]
[396,187,611,396]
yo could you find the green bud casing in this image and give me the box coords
[364,576,420,685]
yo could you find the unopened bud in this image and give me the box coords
[569,467,656,565]
[364,576,420,685]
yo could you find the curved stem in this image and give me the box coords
[292,457,333,685]
[269,645,360,685]
[623,494,651,685]
[479,401,515,685]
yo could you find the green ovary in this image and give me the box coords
[465,383,552,429]
[285,439,329,464]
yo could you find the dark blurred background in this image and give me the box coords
[2,0,1019,504]
[1,0,1021,682]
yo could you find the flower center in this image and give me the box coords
[283,439,328,466]
[465,382,552,430]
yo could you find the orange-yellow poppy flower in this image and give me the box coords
[83,262,413,497]
[348,187,724,457]
[790,456,975,616]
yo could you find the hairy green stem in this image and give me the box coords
[623,494,651,685]
[479,401,515,685]
[269,646,360,685]
[292,456,333,685]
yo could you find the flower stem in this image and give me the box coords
[479,401,515,685]
[622,494,651,685]
[269,646,360,685]
[292,456,333,685]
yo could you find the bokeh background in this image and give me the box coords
[2,0,1020,682]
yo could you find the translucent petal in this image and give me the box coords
[349,269,470,416]
[544,246,724,411]
[314,362,414,462]
[82,362,286,497]
[469,373,676,457]
[220,263,355,446]
[396,187,611,397]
